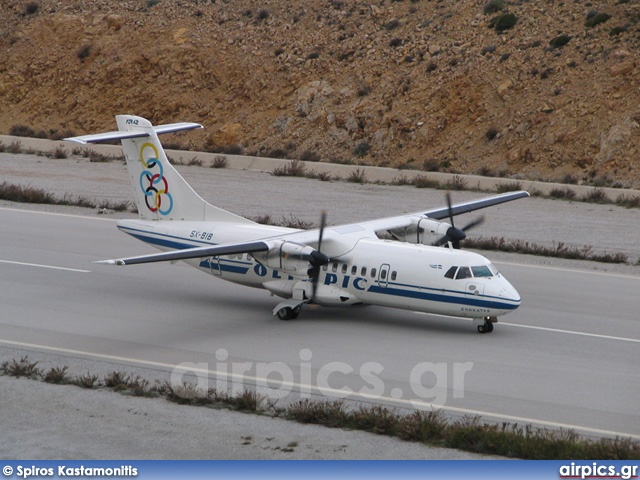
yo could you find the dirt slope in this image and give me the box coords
[1,0,639,186]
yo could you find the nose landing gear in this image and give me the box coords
[474,316,496,334]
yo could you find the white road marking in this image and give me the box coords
[417,312,640,343]
[0,259,90,273]
[500,322,640,344]
[0,206,117,222]
[0,337,638,440]
[495,260,640,280]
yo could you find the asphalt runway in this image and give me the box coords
[1,205,638,439]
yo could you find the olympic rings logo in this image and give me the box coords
[139,143,173,215]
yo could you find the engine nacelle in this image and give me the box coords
[389,216,451,246]
[253,241,315,276]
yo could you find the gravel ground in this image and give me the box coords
[0,369,499,460]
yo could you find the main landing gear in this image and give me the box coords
[474,316,496,334]
[276,305,302,321]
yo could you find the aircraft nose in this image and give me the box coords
[498,277,521,308]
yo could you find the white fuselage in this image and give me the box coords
[117,218,521,319]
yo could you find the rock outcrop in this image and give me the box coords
[1,0,639,186]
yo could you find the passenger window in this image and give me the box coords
[351,265,357,275]
[332,263,338,273]
[444,266,457,279]
[455,267,471,280]
[322,264,328,271]
[341,264,347,274]
[391,271,397,281]
[380,269,387,280]
[371,268,377,278]
[361,266,367,276]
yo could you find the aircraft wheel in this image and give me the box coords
[477,321,494,334]
[277,307,296,321]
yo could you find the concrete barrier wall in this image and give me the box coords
[2,134,639,201]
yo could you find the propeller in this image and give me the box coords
[308,210,331,302]
[434,192,485,249]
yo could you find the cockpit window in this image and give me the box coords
[444,266,458,279]
[455,266,471,279]
[471,266,493,278]
[446,265,497,280]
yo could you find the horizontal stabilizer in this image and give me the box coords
[64,130,149,145]
[152,122,204,136]
[64,122,203,145]
[94,240,270,266]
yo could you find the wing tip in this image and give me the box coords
[92,259,125,266]
[63,137,87,145]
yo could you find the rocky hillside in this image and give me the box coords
[1,0,639,186]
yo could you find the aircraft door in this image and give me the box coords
[378,264,390,288]
[209,256,222,276]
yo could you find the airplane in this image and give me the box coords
[65,115,529,334]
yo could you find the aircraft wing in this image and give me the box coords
[416,190,530,220]
[95,240,270,266]
[358,190,530,233]
[96,191,529,266]
[205,191,531,254]
[197,191,531,253]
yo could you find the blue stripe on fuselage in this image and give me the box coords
[367,284,519,310]
[119,225,516,310]
[198,258,249,275]
[125,231,194,250]
[386,280,514,304]
[119,226,251,273]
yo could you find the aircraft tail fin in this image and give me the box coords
[66,115,254,223]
